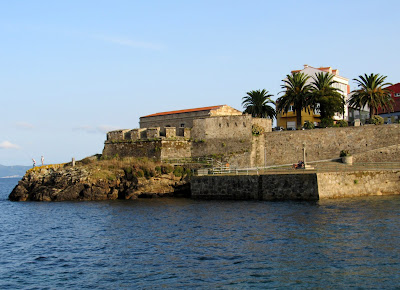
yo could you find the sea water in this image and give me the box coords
[1,178,399,288]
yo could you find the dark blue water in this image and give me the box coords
[1,178,400,288]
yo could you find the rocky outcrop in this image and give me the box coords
[9,166,190,202]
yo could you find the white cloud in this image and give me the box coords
[15,122,34,129]
[74,125,119,134]
[97,125,119,133]
[0,141,21,149]
[93,34,165,51]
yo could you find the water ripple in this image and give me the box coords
[0,178,400,288]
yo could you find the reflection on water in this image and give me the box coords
[0,178,399,288]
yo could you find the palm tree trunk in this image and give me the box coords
[296,107,302,129]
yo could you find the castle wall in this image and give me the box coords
[257,124,400,166]
[191,115,253,166]
[103,120,399,168]
[190,115,272,167]
[102,141,162,159]
[160,140,191,160]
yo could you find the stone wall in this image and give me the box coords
[353,144,400,163]
[260,124,400,166]
[104,121,398,167]
[102,140,191,160]
[191,170,400,200]
[190,115,272,167]
[191,174,319,200]
[317,170,400,198]
[160,140,191,160]
[102,141,162,159]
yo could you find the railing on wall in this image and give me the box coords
[201,162,400,176]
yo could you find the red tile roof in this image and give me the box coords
[141,105,224,118]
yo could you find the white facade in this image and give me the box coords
[292,65,350,121]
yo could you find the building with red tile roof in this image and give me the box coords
[140,105,242,133]
[378,83,400,123]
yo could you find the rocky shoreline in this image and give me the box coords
[9,159,191,201]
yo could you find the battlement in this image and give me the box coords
[106,126,191,142]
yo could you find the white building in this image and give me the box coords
[291,64,350,121]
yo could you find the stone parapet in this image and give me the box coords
[147,127,160,139]
[165,127,176,138]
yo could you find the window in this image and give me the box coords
[314,103,321,115]
[288,105,294,112]
[180,123,185,128]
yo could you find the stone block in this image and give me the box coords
[165,127,176,138]
[147,127,160,139]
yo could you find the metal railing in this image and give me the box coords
[202,162,400,176]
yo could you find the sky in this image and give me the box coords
[1,0,399,166]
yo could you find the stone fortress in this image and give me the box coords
[103,105,400,168]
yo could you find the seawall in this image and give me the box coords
[191,170,400,200]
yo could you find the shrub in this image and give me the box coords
[155,166,161,174]
[142,167,155,179]
[173,166,184,177]
[336,120,348,127]
[303,120,315,130]
[136,169,144,177]
[252,124,265,136]
[183,167,192,177]
[366,115,384,125]
[161,164,173,174]
[320,118,334,128]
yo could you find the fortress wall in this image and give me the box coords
[160,140,191,160]
[191,115,255,166]
[102,141,162,159]
[260,124,400,166]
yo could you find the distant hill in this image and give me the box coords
[0,164,31,178]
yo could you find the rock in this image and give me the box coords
[8,164,191,202]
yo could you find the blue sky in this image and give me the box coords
[1,0,399,165]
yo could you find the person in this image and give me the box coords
[41,156,44,166]
[32,158,36,168]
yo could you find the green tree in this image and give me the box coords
[310,72,345,120]
[348,73,393,117]
[276,72,313,129]
[242,89,276,119]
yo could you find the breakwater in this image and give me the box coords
[191,170,400,200]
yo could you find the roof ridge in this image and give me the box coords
[141,105,225,118]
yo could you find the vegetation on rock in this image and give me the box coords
[9,156,192,202]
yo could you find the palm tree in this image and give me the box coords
[276,72,313,129]
[242,89,276,119]
[348,73,393,117]
[310,72,345,119]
